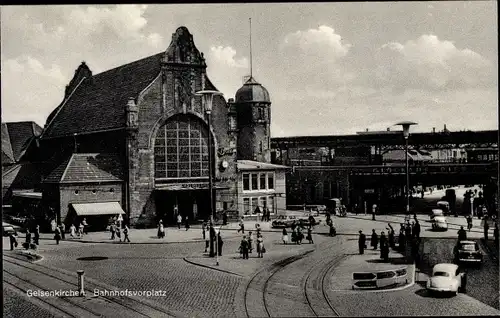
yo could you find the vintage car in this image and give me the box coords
[432,216,448,231]
[453,240,483,265]
[2,222,18,237]
[430,209,444,220]
[437,201,450,214]
[271,215,298,228]
[426,263,466,296]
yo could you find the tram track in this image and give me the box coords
[3,254,175,318]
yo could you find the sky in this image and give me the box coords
[1,2,498,137]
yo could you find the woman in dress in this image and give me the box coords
[158,220,165,239]
[256,234,264,258]
[70,224,76,238]
[282,227,288,245]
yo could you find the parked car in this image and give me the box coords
[437,201,450,214]
[271,215,298,228]
[2,222,18,237]
[453,240,483,265]
[426,263,466,296]
[432,216,448,231]
[430,209,444,220]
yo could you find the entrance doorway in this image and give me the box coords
[154,190,210,225]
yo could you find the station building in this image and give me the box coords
[5,26,288,229]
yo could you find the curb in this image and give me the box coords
[183,257,244,277]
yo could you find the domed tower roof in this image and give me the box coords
[235,76,270,103]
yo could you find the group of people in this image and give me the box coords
[256,206,272,222]
[201,221,224,256]
[109,220,130,243]
[239,227,265,259]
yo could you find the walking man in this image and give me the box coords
[370,229,378,250]
[82,218,88,234]
[54,226,61,245]
[413,220,421,239]
[185,215,190,231]
[110,223,116,240]
[372,203,377,221]
[240,236,249,259]
[237,217,245,234]
[466,215,473,231]
[484,219,490,241]
[60,223,66,240]
[306,227,314,244]
[25,229,32,250]
[217,233,223,256]
[123,225,131,243]
[358,230,366,254]
[9,232,18,250]
[34,225,40,245]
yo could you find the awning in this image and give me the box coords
[12,191,43,199]
[72,202,125,216]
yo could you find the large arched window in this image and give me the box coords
[154,115,210,179]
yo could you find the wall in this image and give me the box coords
[236,169,286,216]
[59,182,124,225]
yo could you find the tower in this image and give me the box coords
[234,18,272,163]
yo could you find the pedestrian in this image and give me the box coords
[372,203,377,220]
[329,223,336,236]
[458,226,467,241]
[291,228,297,243]
[222,212,228,226]
[202,221,207,240]
[209,222,216,257]
[110,223,116,240]
[82,218,88,234]
[296,226,303,245]
[204,228,210,252]
[306,227,314,244]
[123,225,130,242]
[354,203,359,215]
[379,231,389,261]
[240,236,249,259]
[185,215,190,231]
[248,231,254,253]
[466,215,473,231]
[282,227,288,244]
[9,232,18,250]
[484,219,490,241]
[358,230,366,254]
[404,222,412,239]
[266,207,271,222]
[217,233,223,256]
[256,234,265,258]
[78,222,84,237]
[25,229,32,250]
[70,224,76,238]
[413,220,421,239]
[494,223,498,248]
[34,225,40,245]
[54,226,61,245]
[177,214,182,229]
[116,225,122,242]
[387,223,395,249]
[237,218,245,234]
[399,225,406,252]
[157,220,165,238]
[370,229,378,250]
[60,223,66,240]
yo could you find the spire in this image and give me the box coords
[249,17,253,78]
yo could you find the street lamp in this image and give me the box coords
[196,89,223,261]
[396,121,418,216]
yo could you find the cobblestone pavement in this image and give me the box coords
[3,283,63,318]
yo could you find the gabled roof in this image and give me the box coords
[42,53,164,138]
[237,160,290,171]
[2,162,45,202]
[1,121,42,162]
[43,153,124,184]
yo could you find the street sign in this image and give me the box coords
[364,189,375,194]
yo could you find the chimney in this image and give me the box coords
[366,128,369,132]
[386,127,390,131]
[443,124,447,131]
[432,127,435,133]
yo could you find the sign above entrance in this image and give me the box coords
[155,183,230,191]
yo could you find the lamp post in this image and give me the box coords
[196,89,223,260]
[396,121,417,216]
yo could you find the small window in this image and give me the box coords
[243,198,250,215]
[259,173,266,190]
[251,173,258,190]
[243,174,250,191]
[92,190,97,194]
[268,173,275,189]
[74,190,79,195]
[110,188,115,193]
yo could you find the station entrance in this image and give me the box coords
[154,188,211,225]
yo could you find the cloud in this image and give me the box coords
[1,56,67,124]
[375,34,494,91]
[208,46,249,69]
[205,45,249,99]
